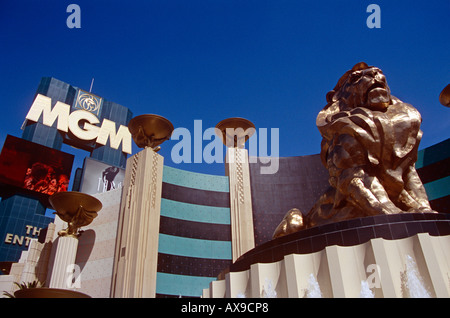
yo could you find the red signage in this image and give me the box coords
[0,135,74,196]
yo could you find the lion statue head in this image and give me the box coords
[318,62,405,129]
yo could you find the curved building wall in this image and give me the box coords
[249,154,330,246]
[249,138,450,247]
[156,165,232,297]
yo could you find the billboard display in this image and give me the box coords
[0,135,74,196]
[80,157,124,195]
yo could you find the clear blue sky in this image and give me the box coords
[1,0,449,177]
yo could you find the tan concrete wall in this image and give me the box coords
[48,189,122,297]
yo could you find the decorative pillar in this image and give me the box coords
[216,118,256,262]
[47,191,102,290]
[111,114,173,298]
[226,147,256,262]
[49,236,79,288]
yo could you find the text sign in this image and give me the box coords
[25,94,132,154]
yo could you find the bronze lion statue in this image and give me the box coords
[273,62,436,238]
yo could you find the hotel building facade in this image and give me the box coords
[0,78,449,298]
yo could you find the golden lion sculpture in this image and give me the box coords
[273,62,436,238]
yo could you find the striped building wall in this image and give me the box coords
[249,138,450,247]
[416,138,450,213]
[156,166,232,297]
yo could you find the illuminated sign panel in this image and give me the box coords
[0,135,74,196]
[80,157,125,195]
[25,94,132,154]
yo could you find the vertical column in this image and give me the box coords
[417,233,450,297]
[249,262,281,298]
[325,244,368,298]
[19,239,43,284]
[225,270,250,298]
[49,236,79,289]
[226,147,255,262]
[209,280,226,298]
[370,238,402,297]
[111,146,164,298]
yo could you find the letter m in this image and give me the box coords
[97,119,132,154]
[25,94,70,132]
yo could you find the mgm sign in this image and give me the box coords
[24,91,132,155]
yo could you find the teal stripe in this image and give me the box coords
[163,165,229,192]
[416,150,424,169]
[416,138,450,169]
[156,272,215,297]
[161,198,231,225]
[424,176,450,201]
[158,233,232,260]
